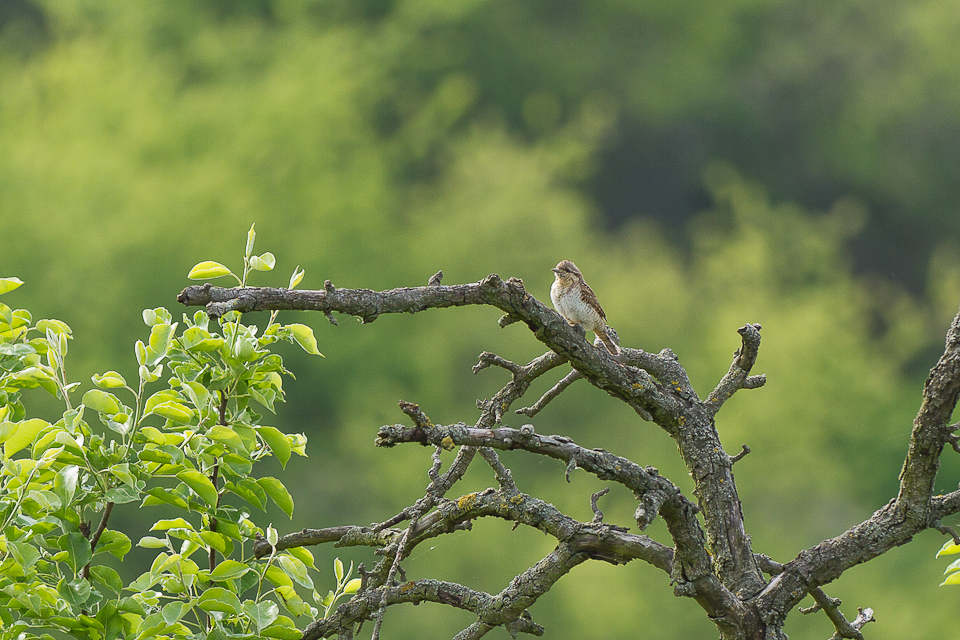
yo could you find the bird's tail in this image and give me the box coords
[596,326,621,356]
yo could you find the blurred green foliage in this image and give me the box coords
[2,1,960,637]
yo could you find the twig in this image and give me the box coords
[800,586,871,640]
[398,400,433,429]
[516,369,581,418]
[591,488,610,523]
[704,323,765,417]
[754,553,783,575]
[371,527,413,640]
[933,520,960,546]
[479,447,516,491]
[474,350,567,427]
[945,433,960,455]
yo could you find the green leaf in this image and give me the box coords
[261,617,302,640]
[256,426,292,468]
[0,420,17,444]
[197,587,241,613]
[243,600,279,632]
[142,487,189,510]
[90,565,124,595]
[288,266,304,289]
[0,277,24,295]
[109,462,137,487]
[36,445,65,469]
[167,526,204,544]
[54,464,79,505]
[277,555,313,589]
[139,426,166,445]
[11,366,58,396]
[105,484,141,505]
[142,307,172,327]
[152,518,195,531]
[177,470,219,507]
[208,559,250,582]
[138,536,170,549]
[150,552,181,576]
[226,479,267,510]
[148,400,194,423]
[146,323,177,365]
[181,329,225,352]
[139,363,162,382]
[199,530,230,555]
[36,318,72,336]
[263,564,291,588]
[161,601,193,625]
[9,541,41,568]
[59,576,92,608]
[181,380,209,409]
[245,224,257,257]
[82,389,122,415]
[941,571,960,586]
[135,340,147,366]
[344,578,361,594]
[134,611,173,640]
[118,596,147,616]
[274,585,311,617]
[92,371,127,389]
[249,252,276,271]
[266,524,279,548]
[288,547,316,570]
[188,261,234,280]
[221,453,254,477]
[5,418,49,456]
[233,336,258,360]
[334,557,344,582]
[257,476,294,517]
[95,601,125,639]
[937,541,960,557]
[58,532,94,573]
[95,530,131,560]
[215,518,242,542]
[206,425,246,452]
[945,557,960,574]
[181,326,211,349]
[179,539,202,559]
[285,323,322,356]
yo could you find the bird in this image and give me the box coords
[550,260,620,355]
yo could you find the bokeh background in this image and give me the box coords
[3,1,960,637]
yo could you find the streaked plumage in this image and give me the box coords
[550,260,620,356]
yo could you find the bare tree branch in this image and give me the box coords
[516,368,582,418]
[300,578,543,640]
[375,422,685,531]
[705,323,766,416]
[756,304,960,626]
[179,277,682,424]
[179,276,960,640]
[730,444,751,464]
[473,350,567,427]
[801,588,869,640]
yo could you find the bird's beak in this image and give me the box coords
[551,268,561,273]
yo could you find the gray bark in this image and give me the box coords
[181,274,960,640]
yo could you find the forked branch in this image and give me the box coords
[180,274,960,640]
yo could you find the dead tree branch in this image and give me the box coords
[179,276,960,640]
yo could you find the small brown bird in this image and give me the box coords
[550,260,620,355]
